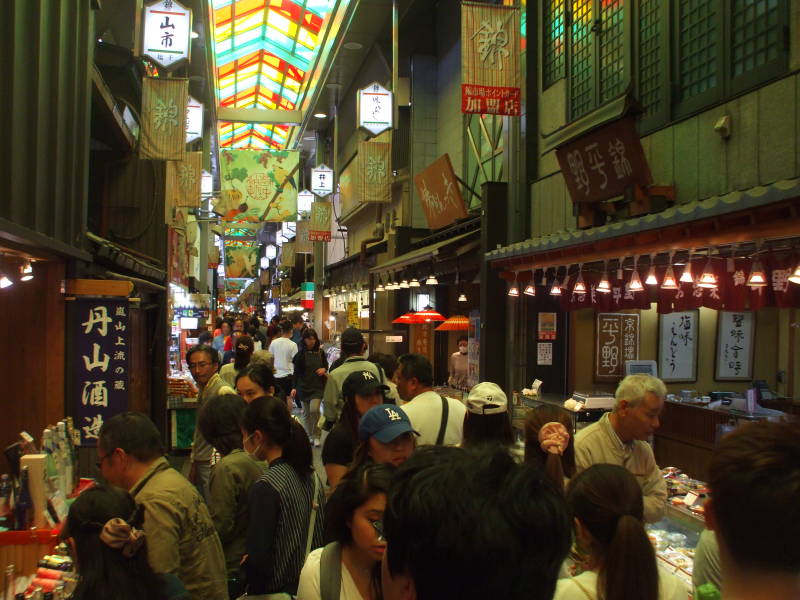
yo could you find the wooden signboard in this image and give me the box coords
[410,323,434,362]
[413,154,468,230]
[595,313,640,382]
[658,310,698,382]
[715,311,755,381]
[556,116,652,205]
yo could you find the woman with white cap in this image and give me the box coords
[462,382,516,453]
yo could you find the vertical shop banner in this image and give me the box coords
[411,323,434,362]
[467,311,481,389]
[281,241,296,268]
[358,140,392,203]
[168,227,188,287]
[301,282,315,309]
[461,2,521,116]
[309,201,333,242]
[295,220,313,254]
[224,245,258,278]
[217,149,299,222]
[715,311,755,380]
[413,155,468,230]
[140,77,188,160]
[166,151,202,208]
[595,313,639,382]
[71,300,130,446]
[658,311,698,382]
[347,302,360,328]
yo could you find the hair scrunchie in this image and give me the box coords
[538,421,570,456]
[99,518,145,558]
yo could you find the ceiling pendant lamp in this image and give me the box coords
[425,274,438,285]
[375,276,385,292]
[550,269,563,296]
[523,282,536,296]
[458,292,468,302]
[573,265,587,293]
[507,272,519,297]
[661,252,679,290]
[19,260,34,282]
[697,256,718,289]
[597,262,611,293]
[680,252,694,283]
[399,279,410,289]
[788,258,800,285]
[409,277,420,287]
[628,256,643,292]
[260,256,269,270]
[747,258,768,287]
[645,253,658,286]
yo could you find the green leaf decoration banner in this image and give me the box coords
[224,245,259,278]
[217,149,299,223]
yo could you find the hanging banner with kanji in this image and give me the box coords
[358,140,392,203]
[413,154,468,230]
[70,299,130,446]
[166,151,202,208]
[224,244,259,278]
[140,77,188,160]
[461,2,521,116]
[217,149,299,222]
[168,226,189,286]
[296,220,313,254]
[281,241,296,268]
[309,201,333,242]
[142,0,192,70]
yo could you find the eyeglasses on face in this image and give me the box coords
[371,519,386,542]
[188,361,211,369]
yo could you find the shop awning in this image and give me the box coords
[488,178,800,267]
[370,230,479,275]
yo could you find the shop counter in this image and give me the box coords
[0,529,60,577]
[521,394,610,434]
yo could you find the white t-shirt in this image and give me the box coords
[400,390,467,446]
[553,569,687,600]
[269,336,298,378]
[296,547,364,600]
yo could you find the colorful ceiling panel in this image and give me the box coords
[212,0,335,150]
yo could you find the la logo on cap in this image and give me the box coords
[362,371,375,380]
[386,408,401,421]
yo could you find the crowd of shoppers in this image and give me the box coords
[74,316,799,600]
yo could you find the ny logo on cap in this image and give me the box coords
[362,371,375,380]
[385,408,401,421]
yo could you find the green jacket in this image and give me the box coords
[131,458,228,600]
[322,356,395,423]
[207,449,267,573]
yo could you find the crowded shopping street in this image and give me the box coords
[1,0,799,598]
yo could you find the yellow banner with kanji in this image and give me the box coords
[309,201,332,242]
[461,3,521,116]
[358,140,392,203]
[281,242,296,267]
[166,151,202,208]
[141,77,188,160]
[296,220,313,254]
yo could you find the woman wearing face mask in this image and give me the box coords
[241,396,326,598]
[297,463,395,600]
[447,335,469,389]
[322,371,388,490]
[348,404,418,472]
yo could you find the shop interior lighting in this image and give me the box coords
[458,292,468,302]
[507,274,519,297]
[747,259,768,287]
[375,280,385,292]
[399,279,410,289]
[523,283,536,297]
[680,252,694,284]
[789,260,800,285]
[628,257,643,292]
[550,271,562,296]
[0,272,12,289]
[425,274,438,285]
[661,265,679,290]
[597,263,611,293]
[409,277,420,287]
[698,257,718,289]
[645,254,658,285]
[19,261,34,282]
[260,256,269,269]
[573,266,586,293]
[265,244,277,260]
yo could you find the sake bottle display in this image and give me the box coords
[15,467,32,530]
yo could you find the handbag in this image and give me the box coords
[237,473,322,600]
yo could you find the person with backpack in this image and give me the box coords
[297,463,396,600]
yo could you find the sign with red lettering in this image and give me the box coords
[461,3,521,116]
[556,116,652,205]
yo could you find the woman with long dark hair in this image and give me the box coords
[235,362,277,404]
[524,405,575,495]
[291,328,328,445]
[461,382,515,449]
[553,464,684,600]
[66,485,189,600]
[241,396,326,597]
[219,334,254,388]
[297,463,395,600]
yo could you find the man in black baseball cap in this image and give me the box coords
[322,328,394,429]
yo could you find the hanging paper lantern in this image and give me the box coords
[434,315,470,331]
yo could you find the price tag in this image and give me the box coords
[683,491,699,507]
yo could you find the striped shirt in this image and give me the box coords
[244,458,325,595]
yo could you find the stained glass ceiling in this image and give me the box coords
[211,0,335,150]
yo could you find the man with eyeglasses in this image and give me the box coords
[186,344,235,500]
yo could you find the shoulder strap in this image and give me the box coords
[436,396,449,446]
[319,542,342,600]
[305,473,321,559]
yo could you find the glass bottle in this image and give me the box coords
[15,466,33,530]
